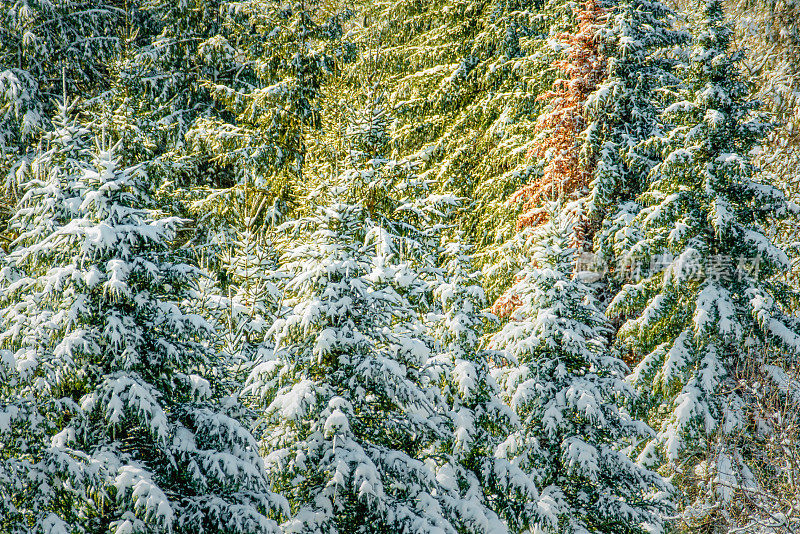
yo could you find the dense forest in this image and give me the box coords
[2,0,800,531]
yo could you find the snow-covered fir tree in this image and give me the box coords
[0,110,287,533]
[610,0,800,528]
[0,102,94,533]
[185,0,345,189]
[489,205,671,534]
[584,0,688,274]
[430,239,542,533]
[0,0,121,175]
[339,88,452,276]
[103,0,348,307]
[2,100,92,243]
[243,87,509,532]
[245,196,462,533]
[118,0,227,150]
[216,199,284,364]
[314,84,458,313]
[201,191,287,414]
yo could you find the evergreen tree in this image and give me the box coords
[216,198,284,368]
[308,84,455,310]
[0,110,286,532]
[185,0,345,187]
[584,0,687,273]
[0,102,94,533]
[3,100,93,242]
[243,88,498,533]
[116,0,347,282]
[610,0,800,528]
[489,206,671,534]
[118,0,226,152]
[245,196,460,533]
[201,191,287,419]
[0,0,121,174]
[728,0,800,288]
[431,240,542,533]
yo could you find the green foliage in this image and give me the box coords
[3,0,800,530]
[0,107,287,533]
[608,0,800,528]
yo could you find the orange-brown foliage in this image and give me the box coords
[491,288,523,319]
[510,0,606,229]
[492,1,606,318]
